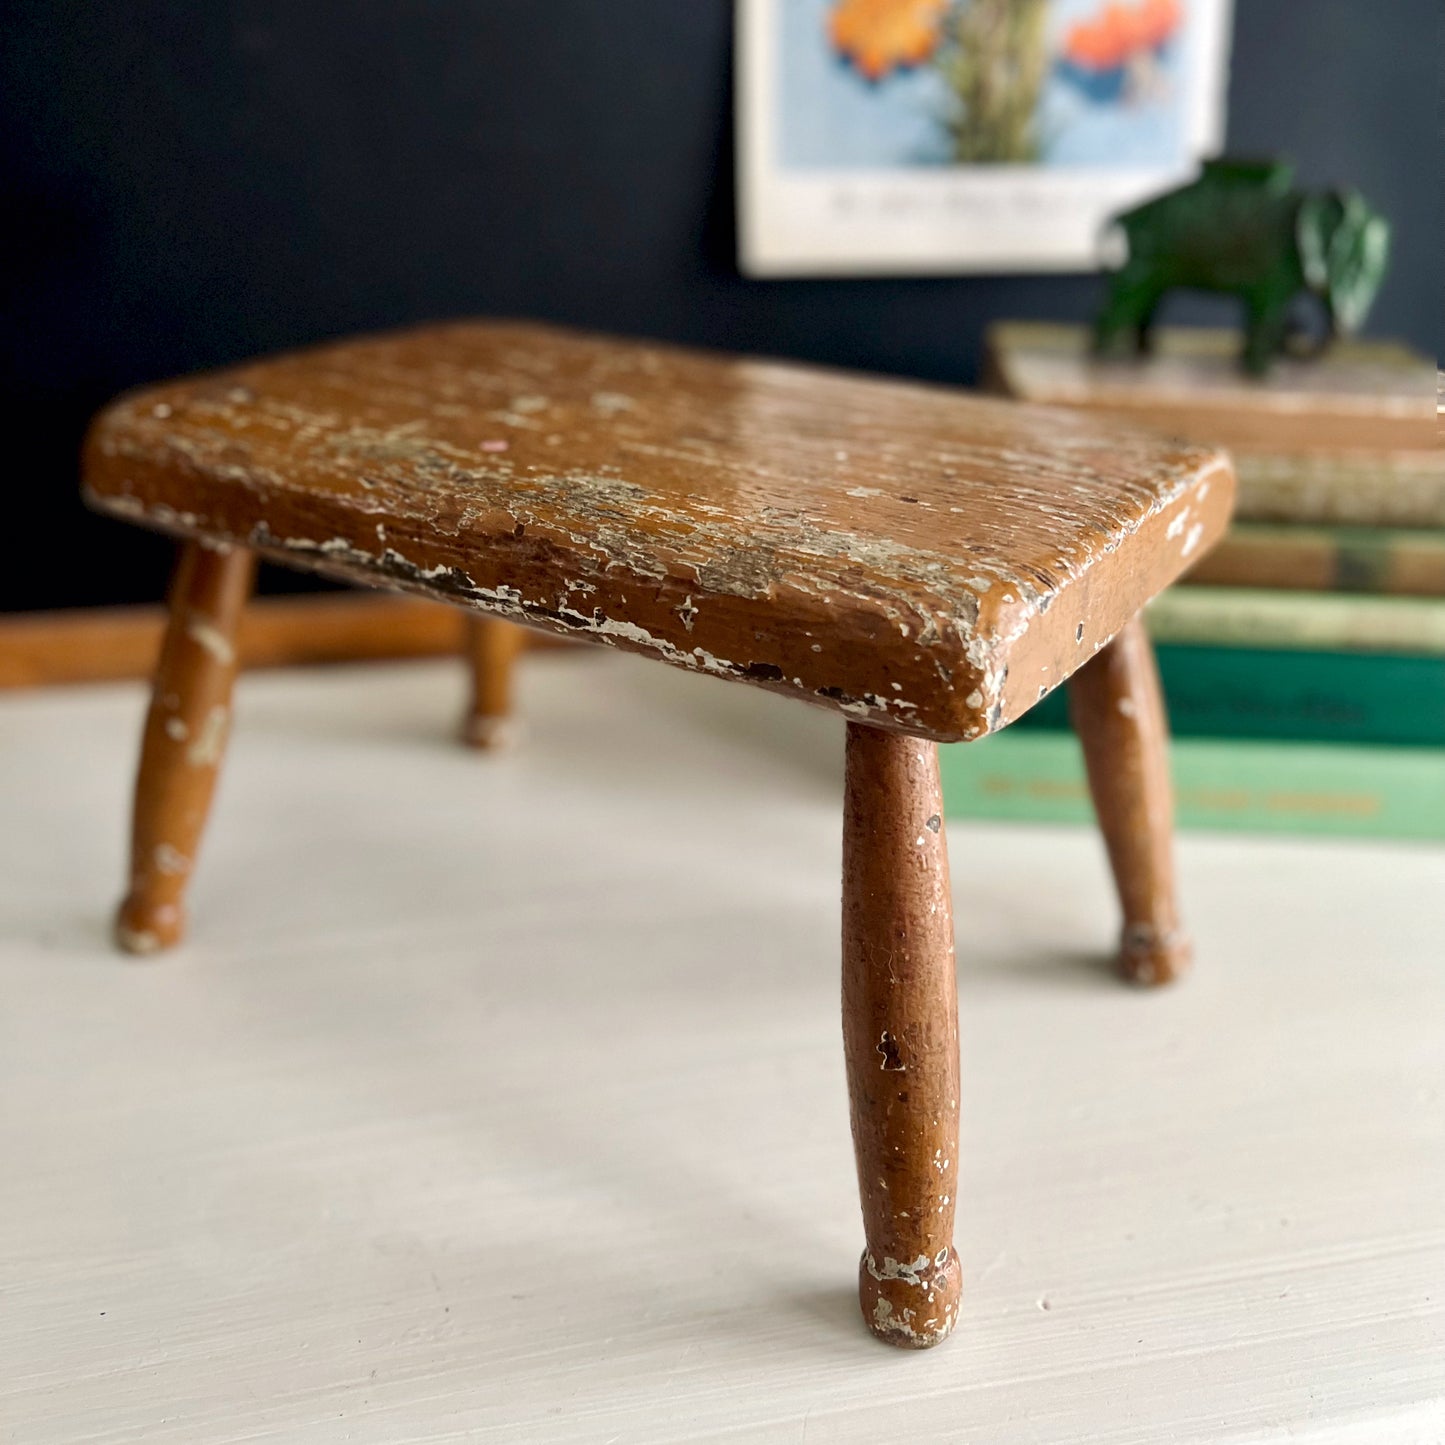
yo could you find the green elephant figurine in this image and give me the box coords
[1094,158,1391,375]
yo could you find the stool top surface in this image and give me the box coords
[85,321,1233,741]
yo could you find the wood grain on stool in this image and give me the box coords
[464,616,523,749]
[82,322,1234,744]
[116,542,255,955]
[843,722,961,1347]
[1067,619,1189,985]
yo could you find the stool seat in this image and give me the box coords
[84,321,1232,741]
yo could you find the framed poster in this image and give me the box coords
[737,0,1234,276]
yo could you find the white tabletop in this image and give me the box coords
[2,650,1441,1443]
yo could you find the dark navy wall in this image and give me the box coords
[2,0,1438,609]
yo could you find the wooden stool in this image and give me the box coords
[83,322,1234,1348]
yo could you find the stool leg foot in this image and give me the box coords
[842,723,961,1349]
[1067,617,1190,986]
[115,542,255,956]
[463,615,523,749]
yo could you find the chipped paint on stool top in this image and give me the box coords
[82,321,1235,743]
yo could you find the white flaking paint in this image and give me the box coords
[114,925,161,955]
[186,705,230,768]
[153,844,190,877]
[865,1253,934,1287]
[186,619,236,667]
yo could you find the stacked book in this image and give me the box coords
[945,323,1445,840]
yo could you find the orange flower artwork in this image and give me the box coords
[1063,0,1184,71]
[829,0,948,81]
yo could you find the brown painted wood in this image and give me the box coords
[83,321,1232,743]
[115,542,256,955]
[81,321,1236,1350]
[0,595,455,689]
[1067,619,1189,986]
[842,722,961,1348]
[463,616,524,748]
[0,595,570,691]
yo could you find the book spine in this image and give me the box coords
[940,731,1445,841]
[1144,586,1445,655]
[1018,646,1445,747]
[1185,524,1445,597]
[1233,452,1445,530]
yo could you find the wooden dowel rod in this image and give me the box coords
[0,594,571,690]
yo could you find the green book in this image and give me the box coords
[1018,645,1445,747]
[940,731,1445,841]
[1011,587,1445,747]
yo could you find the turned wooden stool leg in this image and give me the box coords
[1067,617,1190,986]
[463,615,523,749]
[115,542,255,956]
[842,722,961,1349]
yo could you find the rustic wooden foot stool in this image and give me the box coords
[83,322,1233,1349]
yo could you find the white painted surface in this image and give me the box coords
[1,651,1442,1444]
